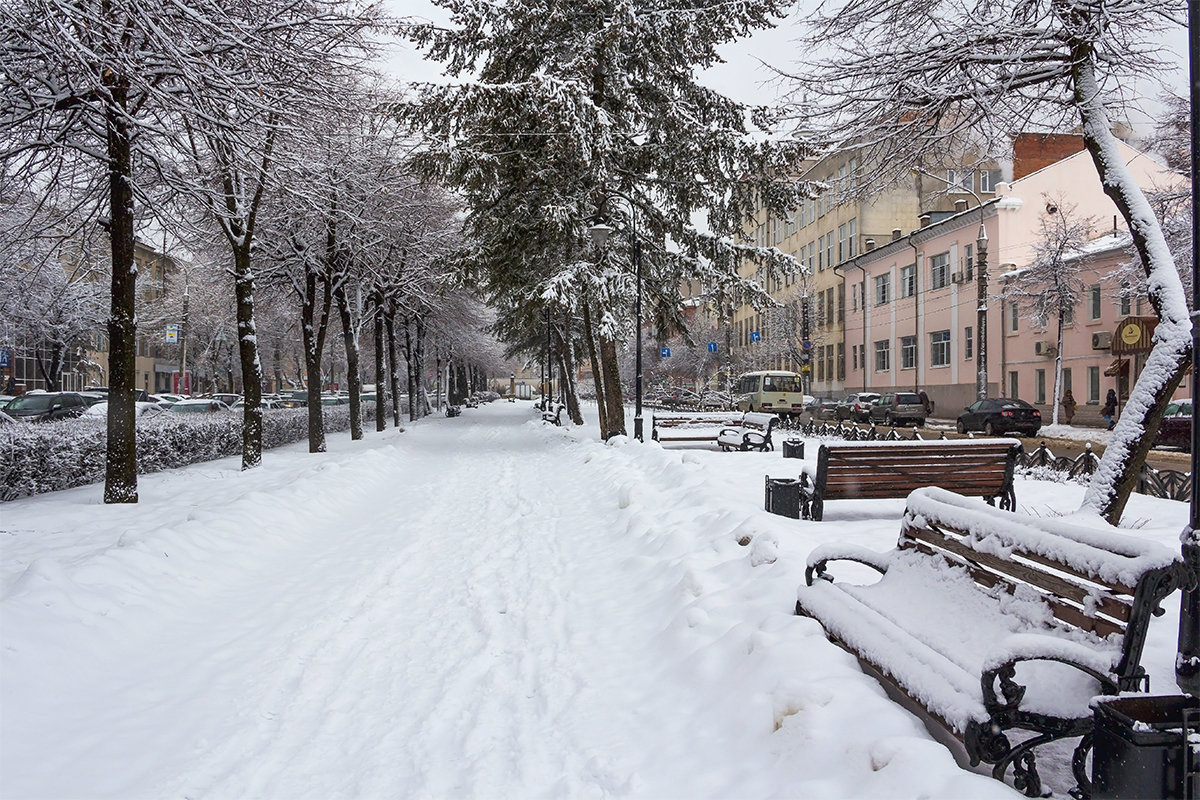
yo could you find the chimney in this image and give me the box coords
[954,199,968,213]
[919,213,932,228]
[865,238,876,251]
[891,228,902,241]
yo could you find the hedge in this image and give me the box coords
[0,405,382,501]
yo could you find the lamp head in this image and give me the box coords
[588,222,614,247]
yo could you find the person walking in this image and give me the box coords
[1102,388,1118,430]
[918,388,932,416]
[1061,389,1077,424]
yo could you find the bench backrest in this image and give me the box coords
[816,439,1018,501]
[740,412,777,432]
[654,413,741,428]
[900,487,1187,689]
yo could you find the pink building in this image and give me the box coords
[841,140,1182,425]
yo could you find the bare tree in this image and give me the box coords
[781,0,1189,524]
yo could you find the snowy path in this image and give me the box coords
[8,402,1148,799]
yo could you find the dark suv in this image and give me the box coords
[4,392,90,422]
[956,397,1042,437]
[1154,399,1192,452]
[869,392,926,427]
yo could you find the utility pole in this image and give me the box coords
[178,282,189,395]
[800,294,812,396]
[976,225,989,400]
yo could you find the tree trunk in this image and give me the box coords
[582,296,608,437]
[103,77,139,504]
[553,325,583,425]
[599,332,626,437]
[374,298,386,432]
[233,247,264,469]
[403,318,417,421]
[414,317,430,416]
[301,268,331,453]
[35,343,64,391]
[1051,310,1065,427]
[1071,49,1192,524]
[333,279,363,440]
[385,305,401,426]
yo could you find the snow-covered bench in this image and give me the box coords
[796,487,1189,797]
[797,438,1021,521]
[651,411,743,444]
[541,404,564,426]
[717,411,777,452]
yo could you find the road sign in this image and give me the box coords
[801,364,811,373]
[799,351,810,363]
[660,347,671,358]
[750,331,761,343]
[0,347,10,368]
[707,342,717,353]
[802,340,812,350]
[165,324,179,343]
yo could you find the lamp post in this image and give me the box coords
[1176,0,1200,697]
[589,194,644,442]
[914,167,990,399]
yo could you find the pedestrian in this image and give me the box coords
[918,388,932,416]
[1102,388,1118,430]
[1061,389,1076,424]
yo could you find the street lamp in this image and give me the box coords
[914,167,991,399]
[588,198,644,442]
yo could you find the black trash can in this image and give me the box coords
[764,476,802,519]
[782,440,805,459]
[1092,695,1200,799]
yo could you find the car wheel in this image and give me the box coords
[984,421,997,436]
[916,419,926,427]
[956,420,966,434]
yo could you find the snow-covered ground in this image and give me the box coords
[1,401,1189,799]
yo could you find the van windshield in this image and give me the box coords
[762,375,801,393]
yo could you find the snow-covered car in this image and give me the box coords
[83,401,167,420]
[4,392,90,422]
[231,398,286,410]
[169,398,232,414]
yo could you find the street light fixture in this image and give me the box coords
[588,196,644,441]
[914,167,991,399]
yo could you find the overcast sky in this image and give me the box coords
[377,1,1187,142]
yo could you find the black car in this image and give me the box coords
[1154,399,1192,452]
[956,397,1042,437]
[4,392,90,422]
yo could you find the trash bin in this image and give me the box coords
[782,440,805,459]
[1092,695,1200,799]
[764,476,802,519]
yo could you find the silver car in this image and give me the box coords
[868,392,927,427]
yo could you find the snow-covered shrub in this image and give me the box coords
[0,404,378,501]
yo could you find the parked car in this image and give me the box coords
[1154,399,1192,452]
[207,393,241,407]
[868,392,927,427]
[231,398,286,410]
[83,401,166,420]
[699,392,730,410]
[813,397,840,419]
[956,397,1042,437]
[4,392,90,422]
[169,398,232,414]
[320,394,350,406]
[79,392,107,406]
[279,390,309,408]
[835,392,880,422]
[82,386,151,401]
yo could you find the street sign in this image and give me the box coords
[800,351,810,363]
[707,342,717,353]
[165,324,179,343]
[750,331,761,343]
[0,347,10,368]
[802,339,812,350]
[801,364,811,373]
[660,347,671,358]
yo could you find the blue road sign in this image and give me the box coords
[802,339,812,350]
[660,347,671,358]
[750,331,761,343]
[0,347,10,368]
[707,342,717,353]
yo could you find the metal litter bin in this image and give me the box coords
[1091,695,1200,799]
[764,476,802,519]
[782,440,805,459]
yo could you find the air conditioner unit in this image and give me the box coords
[950,272,966,284]
[1092,331,1112,350]
[1034,341,1056,356]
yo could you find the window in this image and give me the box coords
[1063,367,1072,394]
[817,234,825,271]
[837,342,845,380]
[965,326,973,360]
[1088,366,1100,403]
[1089,284,1102,320]
[930,252,950,290]
[874,339,891,372]
[838,224,847,263]
[848,218,858,257]
[826,288,835,326]
[825,235,834,270]
[947,169,958,189]
[1120,281,1132,316]
[979,169,1002,192]
[1009,371,1019,399]
[837,284,845,323]
[964,244,973,281]
[874,273,891,305]
[930,330,951,367]
[900,264,916,298]
[1010,301,1020,332]
[1064,303,1074,325]
[901,335,917,369]
[1036,369,1046,404]
[852,343,859,371]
